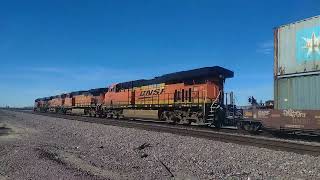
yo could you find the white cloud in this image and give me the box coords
[256,40,273,55]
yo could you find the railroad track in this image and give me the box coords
[19,111,320,156]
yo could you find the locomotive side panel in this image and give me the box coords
[103,81,221,109]
[94,94,105,105]
[101,80,223,123]
[104,90,130,107]
[134,82,220,107]
[135,83,166,106]
[64,97,73,107]
[74,94,94,107]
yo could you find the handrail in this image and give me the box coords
[210,90,221,109]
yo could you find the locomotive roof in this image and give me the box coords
[35,66,233,101]
[157,66,233,81]
[88,88,108,93]
[88,88,109,96]
[70,90,87,96]
[117,66,233,89]
[68,88,108,96]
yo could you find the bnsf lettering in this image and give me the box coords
[146,90,152,96]
[140,89,164,97]
[158,89,164,95]
[153,89,159,95]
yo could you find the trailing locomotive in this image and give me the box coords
[34,88,108,115]
[34,66,240,127]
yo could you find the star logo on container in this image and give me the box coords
[302,32,320,57]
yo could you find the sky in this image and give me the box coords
[0,0,319,107]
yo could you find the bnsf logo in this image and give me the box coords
[140,89,164,96]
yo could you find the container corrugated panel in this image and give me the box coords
[275,74,320,110]
[275,15,320,77]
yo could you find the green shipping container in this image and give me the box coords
[275,74,320,110]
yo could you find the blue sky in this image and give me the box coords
[0,0,319,107]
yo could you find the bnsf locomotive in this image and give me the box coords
[34,66,249,128]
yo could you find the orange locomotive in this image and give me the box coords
[34,66,234,126]
[35,88,108,115]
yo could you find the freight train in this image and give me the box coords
[33,65,320,134]
[34,15,320,135]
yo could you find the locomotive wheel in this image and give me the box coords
[244,123,250,131]
[106,114,112,119]
[213,110,224,128]
[178,117,191,125]
[214,120,223,128]
[160,111,168,121]
[242,122,261,134]
[180,120,191,125]
[160,111,175,124]
[250,123,261,134]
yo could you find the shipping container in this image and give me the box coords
[275,74,320,110]
[274,15,320,110]
[274,15,320,77]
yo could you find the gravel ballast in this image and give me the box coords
[0,110,320,179]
